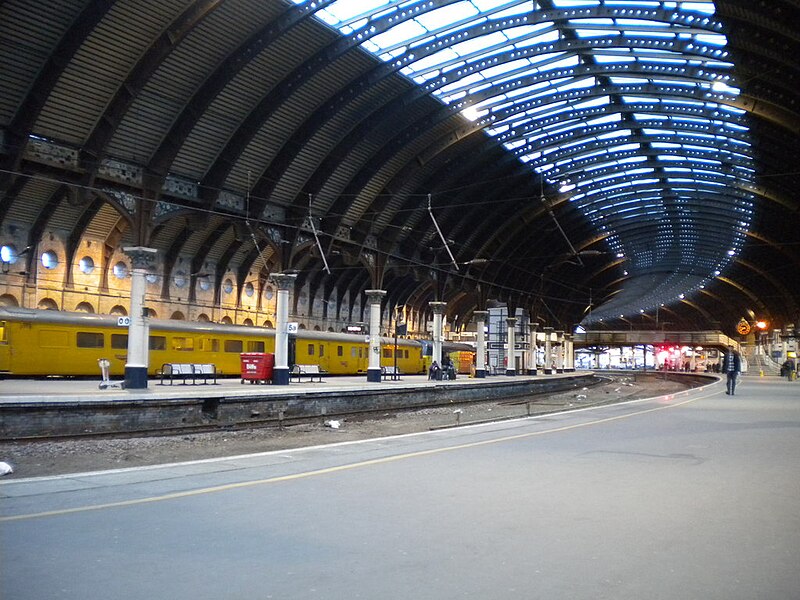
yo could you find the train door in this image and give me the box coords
[0,320,9,372]
[288,334,297,368]
[317,341,329,373]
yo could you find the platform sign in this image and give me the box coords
[287,322,299,333]
[117,316,131,327]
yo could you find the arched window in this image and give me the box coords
[0,294,19,307]
[37,298,59,310]
[110,305,127,316]
[75,302,94,313]
[170,311,186,320]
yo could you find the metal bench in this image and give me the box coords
[159,363,217,385]
[290,364,326,383]
[382,366,402,381]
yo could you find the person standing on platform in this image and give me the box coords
[721,345,741,395]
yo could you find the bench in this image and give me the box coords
[159,363,218,385]
[382,366,402,381]
[290,364,326,383]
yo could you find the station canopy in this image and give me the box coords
[292,0,754,323]
[1,0,797,334]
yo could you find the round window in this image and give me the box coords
[245,282,255,297]
[173,271,187,288]
[1,245,18,264]
[145,269,159,284]
[264,286,274,300]
[79,256,94,274]
[223,279,234,294]
[198,276,211,291]
[113,261,128,279]
[41,250,58,270]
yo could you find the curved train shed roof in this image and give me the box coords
[1,0,798,334]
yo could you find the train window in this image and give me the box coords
[247,341,265,352]
[351,347,357,358]
[359,347,363,358]
[76,332,104,348]
[405,350,409,359]
[198,338,219,352]
[308,344,314,356]
[337,345,343,356]
[0,321,6,343]
[111,334,128,349]
[224,340,243,353]
[40,330,68,348]
[149,336,166,351]
[172,337,194,352]
[319,345,324,357]
[383,348,391,358]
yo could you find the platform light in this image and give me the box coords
[755,321,768,330]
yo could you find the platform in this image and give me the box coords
[0,372,600,439]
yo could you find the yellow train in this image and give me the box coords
[0,307,426,378]
[419,339,477,374]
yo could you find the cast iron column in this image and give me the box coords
[365,289,386,383]
[564,333,574,372]
[543,326,554,374]
[555,330,565,373]
[123,247,157,389]
[430,301,447,368]
[474,310,488,378]
[506,317,517,376]
[272,273,297,385]
[528,322,538,375]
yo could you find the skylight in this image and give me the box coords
[291,0,754,322]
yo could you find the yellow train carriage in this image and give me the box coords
[381,343,426,374]
[0,307,425,378]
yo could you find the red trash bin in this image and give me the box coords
[240,352,274,384]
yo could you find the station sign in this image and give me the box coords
[287,322,299,333]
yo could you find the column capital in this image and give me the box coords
[506,317,518,326]
[364,289,387,303]
[123,246,157,269]
[429,301,447,314]
[529,322,538,331]
[270,273,297,290]
[473,310,488,320]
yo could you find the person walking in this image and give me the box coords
[721,344,741,395]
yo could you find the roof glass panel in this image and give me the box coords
[293,0,754,322]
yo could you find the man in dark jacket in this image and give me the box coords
[721,345,742,395]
